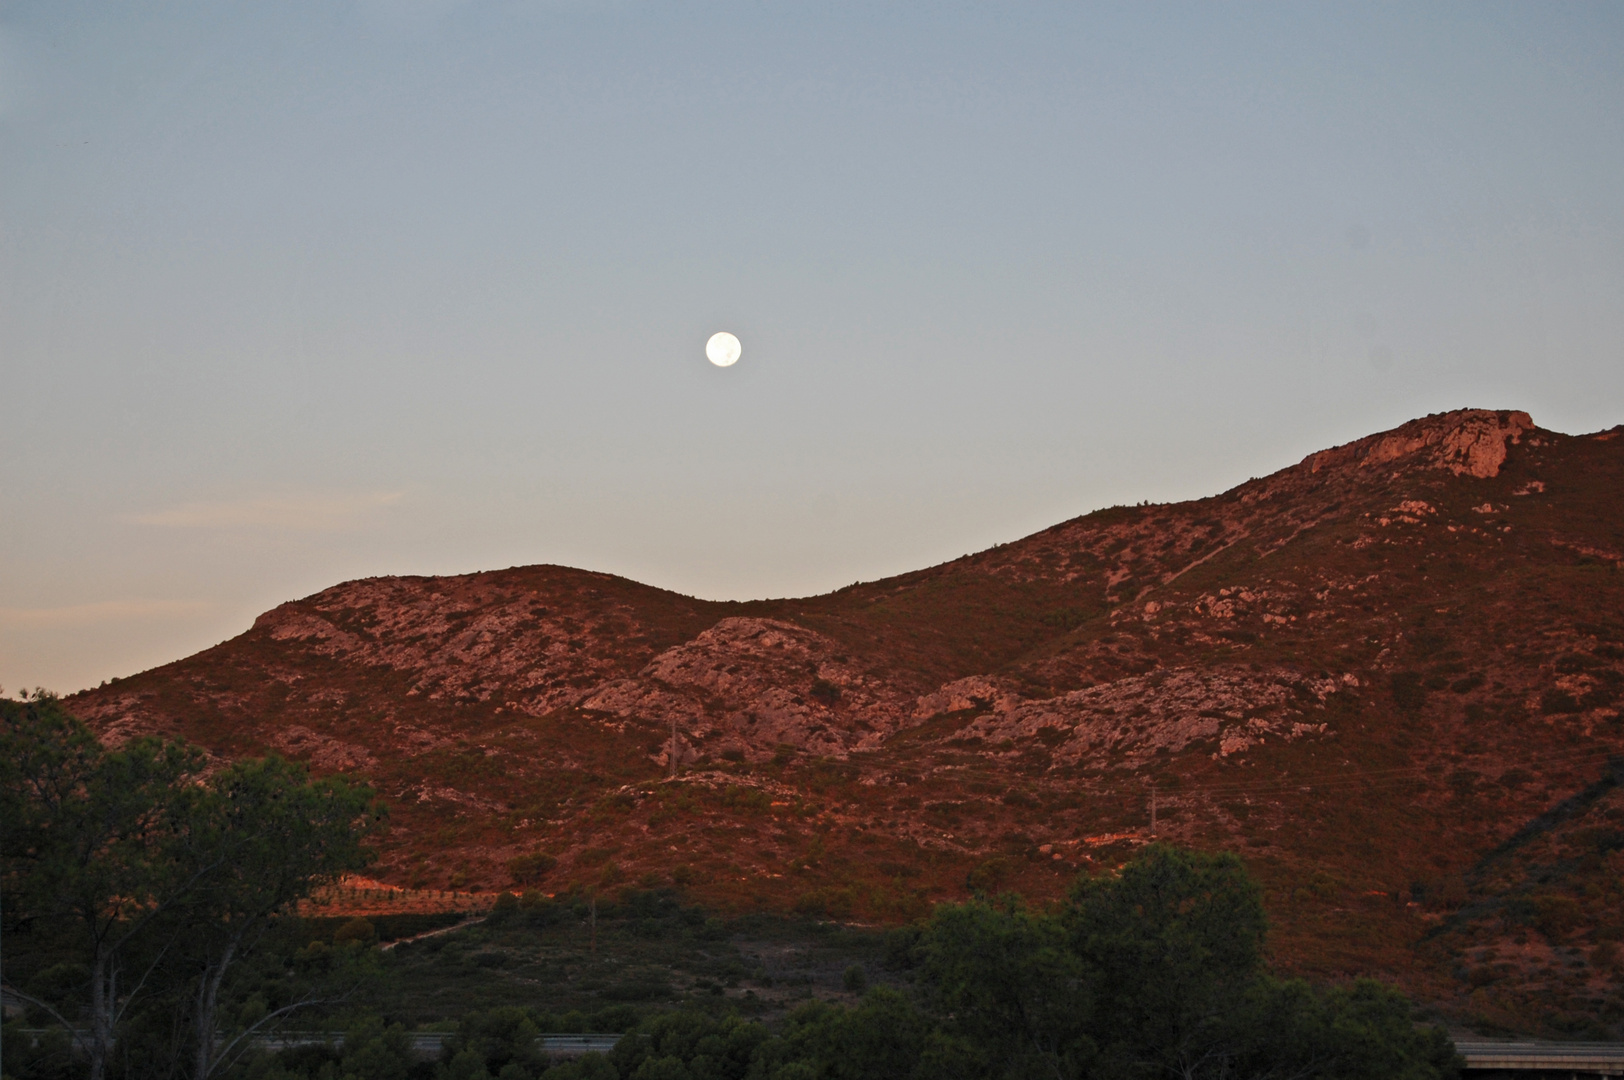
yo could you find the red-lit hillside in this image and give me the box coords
[68,409,1624,1034]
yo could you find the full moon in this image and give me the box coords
[705,331,741,367]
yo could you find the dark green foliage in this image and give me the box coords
[490,846,1461,1080]
[539,1055,617,1080]
[442,1006,547,1079]
[921,897,1092,1077]
[597,978,672,1002]
[335,917,378,945]
[342,1015,419,1080]
[1,1019,77,1080]
[755,989,935,1080]
[963,856,1015,895]
[2,691,211,1080]
[1203,977,1461,1080]
[1068,845,1264,1075]
[6,691,1463,1080]
[880,926,922,971]
[608,1012,767,1079]
[1,693,380,1080]
[59,846,1456,1080]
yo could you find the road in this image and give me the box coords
[253,1032,625,1059]
[1456,1040,1624,1076]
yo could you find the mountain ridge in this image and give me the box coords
[65,407,1624,1034]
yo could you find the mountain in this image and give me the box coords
[66,408,1624,1034]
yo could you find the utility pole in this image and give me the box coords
[669,715,678,780]
[1149,785,1157,835]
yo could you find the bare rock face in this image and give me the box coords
[582,618,916,762]
[251,580,582,711]
[913,676,1019,719]
[955,667,1354,765]
[69,691,179,747]
[247,572,697,716]
[1309,408,1532,479]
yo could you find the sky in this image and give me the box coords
[3,2,1622,694]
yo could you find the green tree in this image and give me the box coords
[1065,844,1266,1078]
[2,694,382,1080]
[911,845,1460,1080]
[1209,976,1461,1080]
[442,1006,547,1080]
[540,1053,617,1080]
[609,1012,764,1080]
[1,691,206,1080]
[1314,980,1461,1080]
[341,1014,416,1080]
[175,755,380,1079]
[766,989,934,1080]
[920,899,1092,1079]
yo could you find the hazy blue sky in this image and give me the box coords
[3,2,1622,692]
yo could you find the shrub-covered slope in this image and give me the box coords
[67,408,1624,1033]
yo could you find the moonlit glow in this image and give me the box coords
[705,331,741,367]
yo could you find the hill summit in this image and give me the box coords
[68,409,1624,1034]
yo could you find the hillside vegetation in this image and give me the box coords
[66,409,1624,1035]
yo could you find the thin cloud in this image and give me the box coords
[127,491,404,531]
[0,600,214,629]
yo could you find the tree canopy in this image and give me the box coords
[503,846,1459,1080]
[2,691,380,1080]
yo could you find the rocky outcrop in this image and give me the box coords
[1309,408,1532,479]
[953,667,1353,765]
[582,618,917,761]
[245,571,701,716]
[913,676,1020,719]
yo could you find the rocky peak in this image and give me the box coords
[1307,408,1533,480]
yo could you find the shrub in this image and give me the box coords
[333,917,376,945]
[599,978,672,1001]
[1532,894,1583,939]
[1391,672,1427,712]
[1499,767,1533,789]
[508,852,557,885]
[795,888,856,920]
[341,1016,413,1080]
[966,856,1015,895]
[883,926,923,970]
[1540,689,1582,715]
[542,846,1461,1080]
[810,678,841,705]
